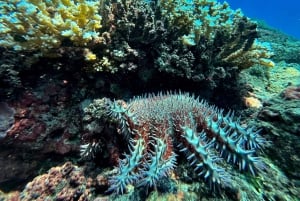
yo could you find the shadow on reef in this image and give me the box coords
[0,144,77,192]
[0,49,246,194]
[18,54,246,108]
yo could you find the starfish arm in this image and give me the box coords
[107,137,145,194]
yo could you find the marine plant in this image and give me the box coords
[82,92,267,194]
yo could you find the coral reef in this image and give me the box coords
[86,0,167,73]
[0,0,273,81]
[1,0,300,200]
[258,21,300,64]
[20,162,94,201]
[83,92,266,194]
[155,0,273,80]
[92,0,274,81]
[0,0,102,52]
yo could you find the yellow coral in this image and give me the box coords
[84,48,97,61]
[222,39,274,69]
[259,58,275,68]
[243,97,262,108]
[0,0,102,52]
[91,56,118,73]
[267,64,300,94]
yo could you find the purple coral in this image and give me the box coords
[281,85,300,100]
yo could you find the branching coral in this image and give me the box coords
[159,0,242,43]
[83,92,267,194]
[0,0,102,52]
[0,0,273,77]
[86,0,167,73]
[155,0,274,81]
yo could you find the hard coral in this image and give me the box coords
[158,0,274,70]
[83,92,267,194]
[243,96,262,108]
[281,85,300,100]
[0,0,102,51]
[153,0,274,86]
[88,0,166,73]
[88,0,273,76]
[20,162,94,201]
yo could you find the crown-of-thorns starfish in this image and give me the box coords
[83,92,267,194]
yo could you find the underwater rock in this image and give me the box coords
[0,74,85,192]
[0,102,15,139]
[257,97,300,179]
[3,80,80,155]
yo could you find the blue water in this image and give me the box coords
[224,0,300,39]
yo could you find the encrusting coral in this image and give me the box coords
[20,162,94,201]
[0,0,102,52]
[82,92,267,194]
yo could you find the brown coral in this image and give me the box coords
[20,162,94,201]
[281,85,300,100]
